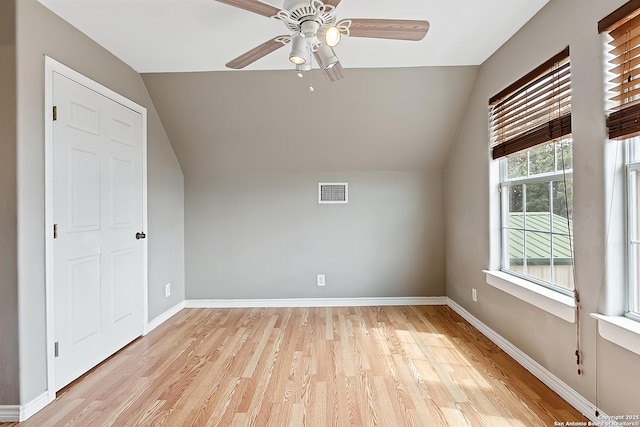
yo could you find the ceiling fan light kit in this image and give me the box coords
[324,26,341,47]
[317,44,338,70]
[296,61,312,75]
[289,35,308,64]
[216,0,430,81]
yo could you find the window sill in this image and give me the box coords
[484,270,576,323]
[590,313,640,356]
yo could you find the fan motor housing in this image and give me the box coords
[280,0,336,34]
[300,20,320,37]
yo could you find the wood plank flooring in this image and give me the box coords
[4,306,587,426]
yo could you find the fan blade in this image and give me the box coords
[313,51,344,82]
[322,0,342,7]
[226,36,290,69]
[215,0,281,18]
[340,18,429,41]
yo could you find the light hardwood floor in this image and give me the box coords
[4,306,587,426]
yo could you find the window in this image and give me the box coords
[499,140,574,294]
[626,139,640,319]
[490,48,574,294]
[600,1,640,320]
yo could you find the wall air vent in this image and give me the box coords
[318,182,348,204]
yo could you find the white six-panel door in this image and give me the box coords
[52,71,144,390]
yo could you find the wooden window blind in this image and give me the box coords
[489,47,571,160]
[600,0,640,140]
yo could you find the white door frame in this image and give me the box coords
[44,56,149,400]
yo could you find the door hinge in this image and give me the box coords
[53,224,58,239]
[54,342,59,358]
[53,106,57,121]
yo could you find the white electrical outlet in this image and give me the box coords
[472,288,477,302]
[165,283,171,298]
[316,274,325,287]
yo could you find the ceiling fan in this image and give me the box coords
[215,0,430,81]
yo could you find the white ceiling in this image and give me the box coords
[38,0,549,73]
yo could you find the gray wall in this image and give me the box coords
[185,171,444,299]
[12,0,185,405]
[445,0,640,416]
[0,0,19,405]
[143,67,478,300]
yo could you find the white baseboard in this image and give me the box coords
[0,405,19,422]
[21,392,51,421]
[0,392,52,422]
[446,298,602,423]
[185,296,447,308]
[144,300,186,335]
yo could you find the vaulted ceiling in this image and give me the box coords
[36,0,547,174]
[142,66,478,176]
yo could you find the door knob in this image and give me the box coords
[136,232,146,240]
